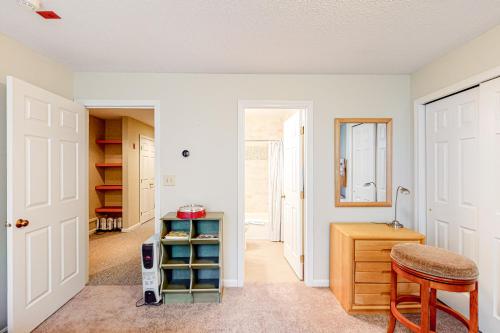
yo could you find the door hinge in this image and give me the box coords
[300,126,305,135]
[300,191,304,199]
[300,255,304,263]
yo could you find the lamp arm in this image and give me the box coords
[394,186,402,222]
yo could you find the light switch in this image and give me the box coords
[163,175,176,186]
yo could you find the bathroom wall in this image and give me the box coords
[244,109,298,240]
[74,72,412,284]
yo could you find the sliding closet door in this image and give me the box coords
[477,78,500,332]
[425,87,480,316]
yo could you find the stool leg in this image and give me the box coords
[430,288,437,332]
[420,281,430,333]
[387,265,397,333]
[469,282,478,333]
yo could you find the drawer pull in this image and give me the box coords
[381,270,391,274]
[381,292,391,296]
[381,248,392,252]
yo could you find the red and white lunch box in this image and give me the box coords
[176,204,206,219]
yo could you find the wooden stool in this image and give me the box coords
[387,243,479,333]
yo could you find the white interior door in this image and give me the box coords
[6,77,87,332]
[140,136,155,223]
[375,123,387,202]
[426,87,480,317]
[477,78,500,332]
[282,112,303,280]
[352,123,376,202]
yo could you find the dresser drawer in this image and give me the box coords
[355,240,419,262]
[355,283,420,295]
[354,283,420,305]
[355,262,411,283]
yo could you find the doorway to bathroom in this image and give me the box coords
[242,107,304,283]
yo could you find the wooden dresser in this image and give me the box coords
[330,223,425,314]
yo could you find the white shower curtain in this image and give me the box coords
[268,141,283,242]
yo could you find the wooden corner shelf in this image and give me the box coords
[95,162,123,168]
[95,185,123,191]
[95,206,123,213]
[96,139,122,144]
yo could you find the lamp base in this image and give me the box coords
[387,220,404,229]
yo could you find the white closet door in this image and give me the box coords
[478,78,500,332]
[426,87,480,317]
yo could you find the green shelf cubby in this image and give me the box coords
[192,267,220,291]
[161,243,190,267]
[160,212,224,303]
[161,268,191,293]
[191,243,220,266]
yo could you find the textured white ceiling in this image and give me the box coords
[1,0,500,74]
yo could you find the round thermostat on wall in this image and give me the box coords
[182,150,190,158]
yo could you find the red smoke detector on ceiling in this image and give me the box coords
[36,11,61,19]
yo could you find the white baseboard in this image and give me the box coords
[121,222,141,232]
[0,326,7,333]
[88,217,98,235]
[308,279,329,287]
[223,279,239,287]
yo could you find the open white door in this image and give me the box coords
[351,123,376,202]
[6,77,87,332]
[140,135,155,223]
[282,112,303,280]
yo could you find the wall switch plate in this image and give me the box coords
[163,175,176,186]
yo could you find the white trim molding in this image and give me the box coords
[88,217,98,234]
[78,99,161,282]
[309,279,329,288]
[237,100,314,287]
[223,279,239,287]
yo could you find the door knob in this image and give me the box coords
[16,219,29,228]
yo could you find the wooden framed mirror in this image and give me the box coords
[334,118,392,207]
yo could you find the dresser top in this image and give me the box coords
[331,223,425,240]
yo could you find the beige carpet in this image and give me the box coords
[88,219,155,285]
[245,240,299,283]
[34,283,466,333]
[34,226,466,332]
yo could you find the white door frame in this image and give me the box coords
[77,99,161,281]
[413,67,500,235]
[237,100,314,287]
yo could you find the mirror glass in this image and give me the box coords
[335,118,392,207]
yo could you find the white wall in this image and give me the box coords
[0,32,74,330]
[75,73,411,282]
[411,24,500,99]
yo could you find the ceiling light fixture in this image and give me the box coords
[17,0,41,11]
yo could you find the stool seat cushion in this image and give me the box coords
[391,243,478,280]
